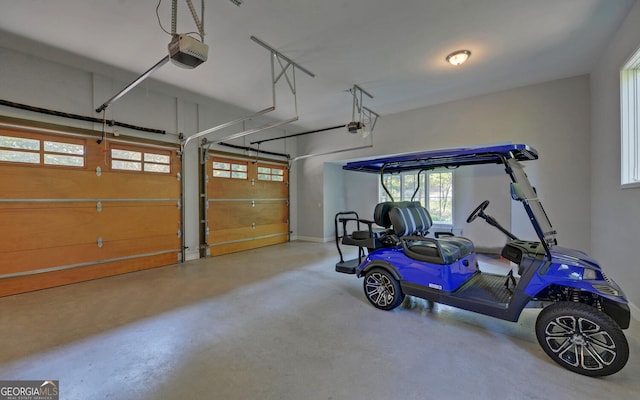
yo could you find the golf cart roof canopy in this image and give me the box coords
[342,143,538,174]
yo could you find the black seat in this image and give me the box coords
[337,202,399,250]
[388,203,474,264]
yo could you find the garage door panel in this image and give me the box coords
[208,234,288,256]
[207,202,287,229]
[253,202,288,224]
[0,165,179,199]
[208,221,288,243]
[0,252,179,297]
[207,179,252,199]
[0,204,179,252]
[0,206,98,251]
[208,203,255,229]
[254,182,288,198]
[98,205,180,238]
[0,120,181,296]
[97,172,179,198]
[204,153,289,256]
[1,235,179,275]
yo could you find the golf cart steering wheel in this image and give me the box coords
[466,200,490,223]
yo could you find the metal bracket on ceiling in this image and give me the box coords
[251,35,315,117]
[185,36,315,151]
[349,84,380,136]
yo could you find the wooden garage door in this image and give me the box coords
[0,121,181,297]
[204,153,289,256]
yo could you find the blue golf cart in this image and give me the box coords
[335,144,630,377]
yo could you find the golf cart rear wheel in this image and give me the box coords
[535,302,629,377]
[363,268,404,311]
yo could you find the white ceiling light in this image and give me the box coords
[446,50,471,66]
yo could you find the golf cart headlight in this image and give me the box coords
[582,268,598,280]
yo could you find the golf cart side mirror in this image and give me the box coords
[511,183,526,201]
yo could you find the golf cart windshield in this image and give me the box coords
[507,159,557,249]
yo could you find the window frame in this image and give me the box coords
[620,46,640,189]
[109,144,172,174]
[0,132,86,169]
[257,165,285,182]
[380,169,454,225]
[211,159,248,180]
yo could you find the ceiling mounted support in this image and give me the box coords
[189,36,314,151]
[348,84,380,137]
[251,36,315,116]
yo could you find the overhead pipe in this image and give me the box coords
[250,124,346,145]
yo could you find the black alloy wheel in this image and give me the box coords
[363,268,404,311]
[535,302,629,377]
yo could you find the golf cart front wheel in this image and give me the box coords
[363,268,404,311]
[535,302,629,377]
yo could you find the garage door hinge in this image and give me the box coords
[96,166,102,177]
[97,237,103,248]
[177,200,182,209]
[177,172,181,181]
[205,175,209,183]
[206,227,210,235]
[177,230,182,238]
[251,222,256,229]
[251,200,255,207]
[251,178,255,186]
[96,201,103,213]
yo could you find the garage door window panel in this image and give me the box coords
[0,134,85,167]
[257,166,284,181]
[44,141,85,167]
[212,161,248,179]
[111,147,171,174]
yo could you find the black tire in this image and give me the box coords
[363,268,404,310]
[535,302,629,377]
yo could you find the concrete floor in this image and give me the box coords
[1,241,639,400]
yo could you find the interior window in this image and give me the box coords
[380,170,453,224]
[620,46,640,187]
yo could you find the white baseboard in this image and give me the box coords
[295,236,331,243]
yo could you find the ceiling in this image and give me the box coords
[0,0,635,131]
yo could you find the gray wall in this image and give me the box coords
[590,0,640,317]
[298,75,592,255]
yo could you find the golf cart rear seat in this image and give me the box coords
[389,203,474,264]
[338,201,404,250]
[335,202,401,274]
